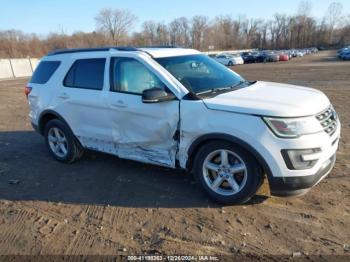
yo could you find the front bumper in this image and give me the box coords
[269,154,336,197]
[251,113,341,197]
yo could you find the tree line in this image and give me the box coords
[0,1,349,58]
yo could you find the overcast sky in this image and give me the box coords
[1,0,349,36]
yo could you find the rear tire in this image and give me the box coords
[228,61,234,66]
[193,141,262,205]
[44,119,84,163]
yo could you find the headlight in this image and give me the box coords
[263,116,323,138]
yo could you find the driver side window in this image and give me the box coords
[110,57,166,94]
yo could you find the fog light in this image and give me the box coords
[281,148,321,170]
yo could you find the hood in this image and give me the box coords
[203,81,330,117]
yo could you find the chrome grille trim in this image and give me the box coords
[316,106,338,136]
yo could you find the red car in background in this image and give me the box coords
[278,52,289,61]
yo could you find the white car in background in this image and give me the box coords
[295,51,304,57]
[213,53,244,66]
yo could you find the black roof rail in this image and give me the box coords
[47,45,183,57]
[48,46,139,56]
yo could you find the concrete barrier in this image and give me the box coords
[0,59,14,79]
[0,58,40,79]
[30,58,40,71]
[10,59,33,77]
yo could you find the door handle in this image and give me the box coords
[111,100,127,108]
[58,92,69,99]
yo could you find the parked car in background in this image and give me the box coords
[341,52,350,60]
[278,52,289,62]
[209,46,317,66]
[311,47,318,53]
[263,51,279,62]
[241,52,258,63]
[254,52,269,63]
[214,53,244,66]
[290,49,298,57]
[295,50,305,57]
[337,47,350,59]
[228,53,244,65]
[303,48,311,55]
[285,50,294,59]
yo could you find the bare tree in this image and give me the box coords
[212,15,235,50]
[2,8,350,58]
[156,23,170,45]
[338,14,350,45]
[169,17,190,47]
[191,16,208,50]
[259,22,269,49]
[140,21,169,46]
[243,18,262,48]
[325,2,343,44]
[95,8,136,45]
[142,21,158,45]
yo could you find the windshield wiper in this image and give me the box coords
[196,86,237,95]
[196,80,254,96]
[232,79,255,88]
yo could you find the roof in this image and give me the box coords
[47,46,200,58]
[138,48,200,58]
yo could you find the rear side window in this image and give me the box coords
[30,61,60,84]
[63,58,105,90]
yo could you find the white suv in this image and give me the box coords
[26,47,340,204]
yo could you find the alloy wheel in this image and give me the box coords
[47,127,68,158]
[202,149,248,196]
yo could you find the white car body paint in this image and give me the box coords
[27,47,340,193]
[179,99,340,178]
[203,81,330,117]
[30,50,190,167]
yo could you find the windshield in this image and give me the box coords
[155,54,245,95]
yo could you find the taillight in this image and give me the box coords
[24,86,32,99]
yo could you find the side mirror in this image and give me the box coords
[142,88,176,103]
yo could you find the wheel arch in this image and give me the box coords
[38,110,73,136]
[186,133,273,180]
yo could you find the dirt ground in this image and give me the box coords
[0,50,349,259]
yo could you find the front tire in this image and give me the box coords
[228,61,234,66]
[44,119,84,163]
[193,141,262,205]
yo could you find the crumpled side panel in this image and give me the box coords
[79,136,177,167]
[116,142,177,167]
[79,100,179,168]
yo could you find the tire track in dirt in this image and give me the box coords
[0,207,33,254]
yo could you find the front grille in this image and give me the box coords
[316,106,338,136]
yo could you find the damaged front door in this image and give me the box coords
[107,57,179,167]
